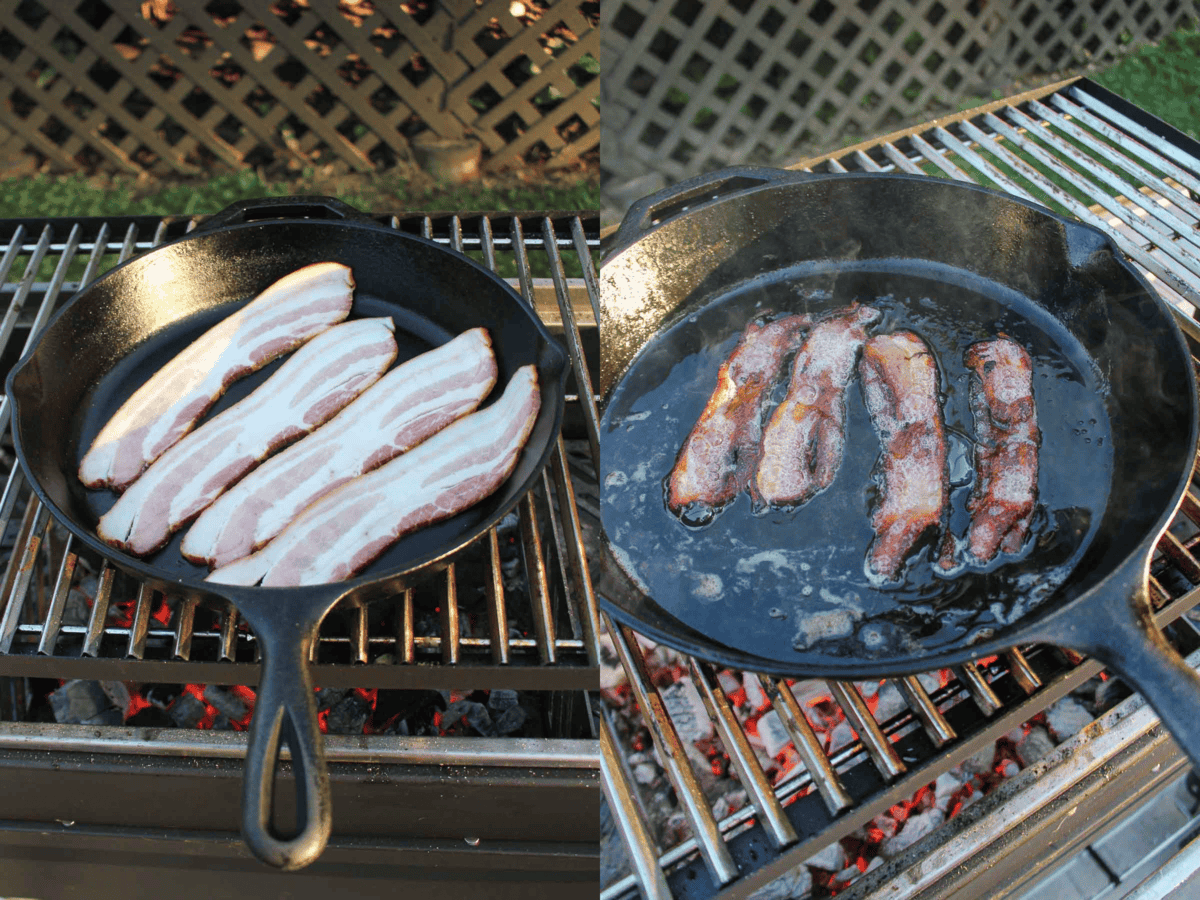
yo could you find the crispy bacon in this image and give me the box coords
[80,262,355,491]
[666,314,810,523]
[182,327,498,568]
[859,331,949,580]
[942,337,1040,567]
[751,304,880,507]
[207,365,541,587]
[97,318,398,556]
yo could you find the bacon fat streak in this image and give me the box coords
[666,314,810,523]
[859,331,949,580]
[98,318,398,556]
[182,327,498,568]
[79,262,355,491]
[207,364,541,587]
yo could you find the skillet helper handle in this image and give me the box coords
[610,165,816,254]
[241,610,331,870]
[198,195,374,233]
[1059,564,1200,771]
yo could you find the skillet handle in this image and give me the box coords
[1056,563,1200,771]
[610,165,817,255]
[238,605,331,870]
[197,195,375,233]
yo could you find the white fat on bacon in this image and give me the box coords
[182,327,498,568]
[79,261,355,491]
[207,364,541,587]
[98,318,398,556]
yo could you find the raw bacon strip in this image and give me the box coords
[859,332,949,580]
[666,314,810,524]
[945,337,1041,565]
[208,365,541,587]
[751,304,881,507]
[80,262,355,491]
[182,327,498,568]
[98,318,398,556]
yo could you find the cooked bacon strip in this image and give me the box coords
[859,332,949,580]
[666,314,810,523]
[942,337,1040,567]
[182,327,498,568]
[208,365,540,587]
[98,318,398,557]
[751,304,881,507]
[80,262,355,491]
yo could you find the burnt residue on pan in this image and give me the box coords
[601,261,1112,662]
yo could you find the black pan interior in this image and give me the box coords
[599,174,1195,675]
[10,217,566,598]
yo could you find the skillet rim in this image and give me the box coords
[596,170,1200,678]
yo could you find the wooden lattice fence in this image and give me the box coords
[0,0,599,178]
[601,0,1198,194]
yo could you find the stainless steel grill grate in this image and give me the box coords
[600,77,1200,900]
[0,210,602,691]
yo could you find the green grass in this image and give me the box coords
[1091,22,1200,139]
[0,169,600,281]
[0,169,600,220]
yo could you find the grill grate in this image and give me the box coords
[600,77,1200,900]
[0,210,602,692]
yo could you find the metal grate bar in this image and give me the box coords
[896,676,957,747]
[954,662,1003,717]
[398,587,415,665]
[0,501,47,654]
[82,566,115,658]
[1002,104,1200,255]
[1050,91,1200,199]
[125,584,154,660]
[520,493,557,665]
[543,216,600,464]
[609,615,740,886]
[348,600,368,666]
[1067,86,1200,183]
[550,439,602,667]
[219,604,239,664]
[485,531,510,665]
[691,660,799,850]
[37,539,76,657]
[440,564,461,666]
[173,596,196,660]
[602,712,673,900]
[1005,648,1043,694]
[829,681,906,779]
[760,674,854,815]
[1031,97,1200,222]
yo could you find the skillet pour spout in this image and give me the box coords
[598,166,1200,766]
[5,195,569,868]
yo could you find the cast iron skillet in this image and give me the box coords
[599,167,1200,768]
[6,197,567,869]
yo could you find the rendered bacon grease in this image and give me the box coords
[80,261,355,491]
[859,331,949,581]
[666,314,810,526]
[207,364,541,587]
[98,318,398,556]
[183,326,498,568]
[940,337,1041,569]
[664,306,1043,584]
[752,304,881,508]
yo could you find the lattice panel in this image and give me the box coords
[601,0,1198,188]
[0,0,599,177]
